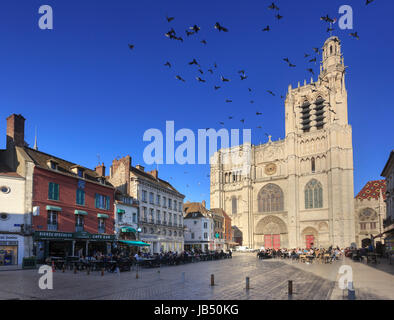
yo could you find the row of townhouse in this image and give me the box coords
[0,114,185,267]
[182,201,234,252]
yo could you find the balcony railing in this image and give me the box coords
[47,224,57,231]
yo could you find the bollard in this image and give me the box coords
[210,274,215,286]
[181,272,185,283]
[288,280,293,295]
[87,267,90,275]
[74,266,77,274]
[101,268,104,276]
[347,282,355,300]
[246,277,250,290]
[52,261,55,273]
[62,264,65,273]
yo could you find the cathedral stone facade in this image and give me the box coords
[210,36,356,249]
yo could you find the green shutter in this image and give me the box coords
[48,182,53,199]
[106,196,110,210]
[54,183,59,200]
[95,194,99,208]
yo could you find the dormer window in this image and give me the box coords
[47,159,58,170]
[70,165,85,178]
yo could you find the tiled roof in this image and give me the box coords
[183,202,210,216]
[23,147,113,187]
[130,166,184,198]
[355,180,386,200]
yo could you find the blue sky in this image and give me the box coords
[0,0,393,205]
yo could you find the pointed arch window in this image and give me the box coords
[311,157,316,173]
[305,179,323,209]
[258,184,284,213]
[232,196,237,214]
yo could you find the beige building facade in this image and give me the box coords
[210,36,356,249]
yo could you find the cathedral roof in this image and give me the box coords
[355,180,386,200]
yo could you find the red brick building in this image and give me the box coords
[4,114,116,261]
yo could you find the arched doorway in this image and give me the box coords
[301,227,318,248]
[255,216,288,249]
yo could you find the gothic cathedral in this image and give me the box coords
[210,36,356,249]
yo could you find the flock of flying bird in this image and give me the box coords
[127,0,375,187]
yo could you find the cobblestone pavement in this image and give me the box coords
[0,253,392,300]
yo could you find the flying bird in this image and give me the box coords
[304,53,310,58]
[128,44,134,50]
[257,126,262,129]
[208,69,213,74]
[275,14,283,20]
[214,85,221,90]
[196,77,206,82]
[189,58,199,66]
[256,112,262,115]
[176,75,185,82]
[165,28,176,38]
[283,58,290,63]
[201,40,207,45]
[262,25,270,32]
[228,116,233,120]
[250,100,254,104]
[240,74,248,80]
[349,32,360,40]
[309,57,317,62]
[240,119,245,123]
[248,88,252,92]
[366,0,375,4]
[190,25,201,33]
[268,2,279,10]
[225,99,233,103]
[307,68,315,75]
[313,47,320,54]
[219,122,225,126]
[166,16,174,22]
[164,61,171,68]
[320,14,335,23]
[214,22,229,32]
[289,63,296,68]
[185,30,194,37]
[267,90,275,96]
[221,76,230,82]
[198,69,204,74]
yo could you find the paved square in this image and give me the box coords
[0,253,393,300]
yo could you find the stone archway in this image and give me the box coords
[255,215,288,249]
[301,227,319,248]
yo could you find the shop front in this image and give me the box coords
[33,231,116,262]
[0,234,26,267]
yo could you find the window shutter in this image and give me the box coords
[48,182,53,199]
[106,196,110,210]
[95,194,99,208]
[55,183,59,200]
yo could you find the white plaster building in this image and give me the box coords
[0,161,33,267]
[210,36,356,249]
[108,156,184,254]
[183,201,215,252]
[114,190,139,240]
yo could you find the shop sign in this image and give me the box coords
[34,231,73,240]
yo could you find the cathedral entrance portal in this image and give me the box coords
[255,216,288,249]
[264,234,280,249]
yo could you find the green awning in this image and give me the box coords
[121,227,136,233]
[46,205,62,212]
[118,240,150,247]
[97,213,109,219]
[74,210,88,216]
[117,209,126,214]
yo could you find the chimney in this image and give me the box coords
[202,200,206,208]
[6,114,25,148]
[95,163,106,177]
[149,169,158,179]
[136,164,145,172]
